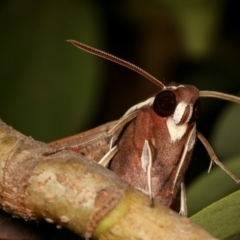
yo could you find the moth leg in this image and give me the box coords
[179,182,188,217]
[98,146,118,167]
[171,125,196,193]
[207,160,213,173]
[141,140,154,207]
[197,131,240,184]
[110,135,118,150]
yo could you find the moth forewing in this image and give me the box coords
[47,121,118,161]
[47,108,139,162]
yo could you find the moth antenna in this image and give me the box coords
[67,39,165,89]
[197,131,240,184]
[200,91,240,104]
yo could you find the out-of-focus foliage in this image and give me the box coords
[0,0,106,142]
[211,101,240,159]
[1,0,240,144]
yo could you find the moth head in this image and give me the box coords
[153,84,201,125]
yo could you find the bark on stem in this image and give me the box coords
[0,119,216,239]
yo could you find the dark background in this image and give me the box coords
[1,0,240,217]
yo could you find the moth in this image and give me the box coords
[48,39,240,215]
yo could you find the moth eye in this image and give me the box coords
[153,90,176,117]
[189,99,201,123]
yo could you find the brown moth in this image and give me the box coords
[48,40,240,215]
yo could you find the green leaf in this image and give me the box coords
[190,190,240,240]
[187,154,240,216]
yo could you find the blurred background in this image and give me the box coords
[1,0,240,218]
